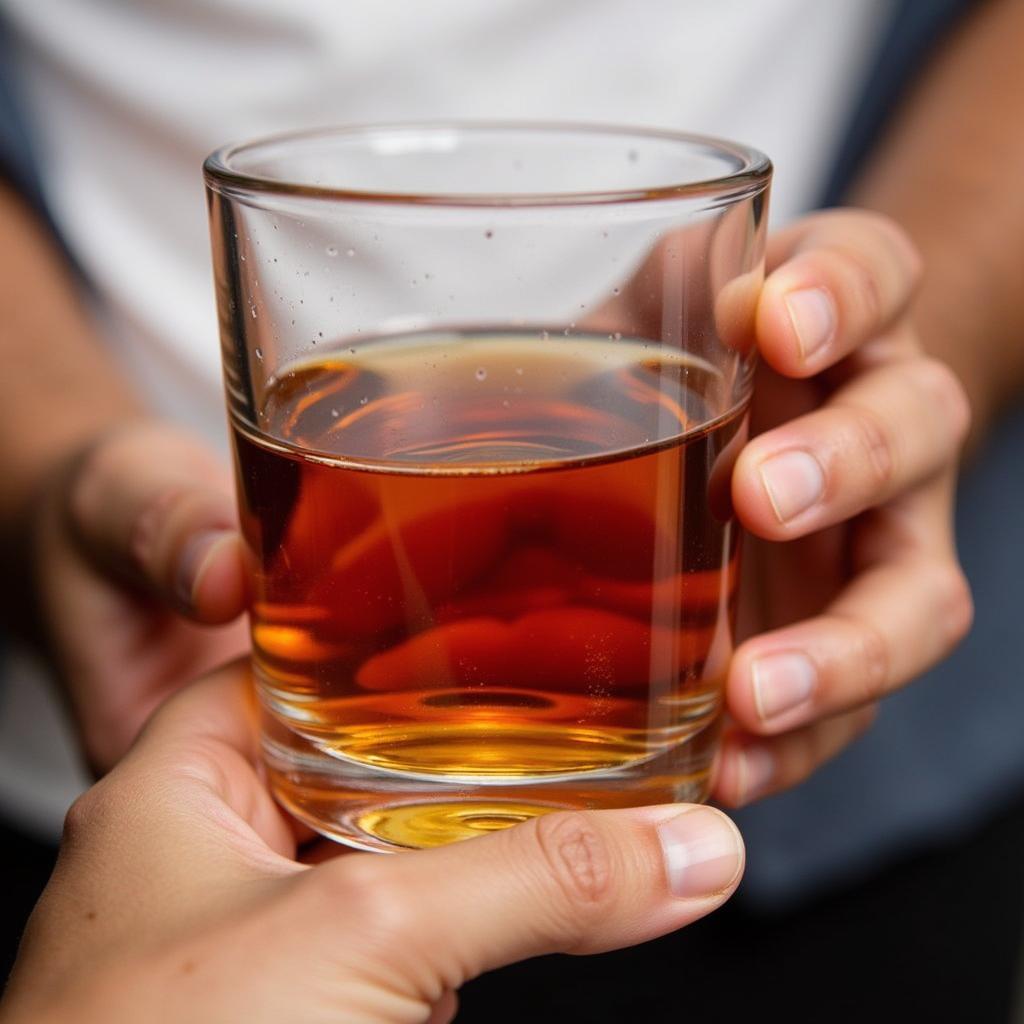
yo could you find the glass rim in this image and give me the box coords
[203,120,772,208]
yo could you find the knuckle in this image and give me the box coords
[862,211,923,285]
[528,812,617,923]
[316,858,413,942]
[128,486,189,568]
[844,404,896,494]
[833,610,890,704]
[65,435,123,530]
[827,243,883,326]
[62,781,116,848]
[939,563,974,648]
[915,358,972,445]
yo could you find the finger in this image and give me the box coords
[726,489,973,736]
[65,424,246,623]
[713,705,877,807]
[304,805,743,991]
[757,209,922,376]
[733,353,970,539]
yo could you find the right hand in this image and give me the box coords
[30,422,250,770]
[1,663,745,1024]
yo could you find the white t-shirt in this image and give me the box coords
[0,0,890,835]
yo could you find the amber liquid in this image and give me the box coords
[233,331,746,848]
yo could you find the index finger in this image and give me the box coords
[756,209,922,377]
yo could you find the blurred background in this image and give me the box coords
[0,1,1022,1021]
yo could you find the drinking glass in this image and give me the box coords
[204,123,771,851]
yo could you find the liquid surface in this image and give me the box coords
[234,332,746,841]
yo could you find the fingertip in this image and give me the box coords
[712,740,776,808]
[730,442,791,540]
[187,532,248,623]
[755,265,833,377]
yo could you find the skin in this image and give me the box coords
[0,664,745,1024]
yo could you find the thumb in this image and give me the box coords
[63,424,247,623]
[307,804,743,993]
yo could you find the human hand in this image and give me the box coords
[712,209,973,806]
[31,423,249,770]
[1,662,744,1024]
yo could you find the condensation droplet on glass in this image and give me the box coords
[346,248,356,258]
[254,347,263,360]
[475,367,487,382]
[359,396,368,406]
[326,245,338,257]
[249,305,257,318]
[330,408,339,418]
[501,399,510,408]
[239,252,246,262]
[515,366,524,375]
[612,287,620,295]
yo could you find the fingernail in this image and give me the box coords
[657,808,743,898]
[175,530,234,607]
[738,746,776,805]
[759,450,825,522]
[752,651,817,721]
[784,287,835,359]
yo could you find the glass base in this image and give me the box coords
[262,708,716,852]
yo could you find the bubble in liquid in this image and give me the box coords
[614,331,622,341]
[475,367,487,382]
[515,367,524,375]
[540,330,549,341]
[346,248,356,258]
[326,245,338,257]
[613,287,620,295]
[330,408,339,418]
[484,230,494,239]
[359,396,368,406]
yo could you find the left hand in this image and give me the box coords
[712,209,973,806]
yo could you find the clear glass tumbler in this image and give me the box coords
[205,123,771,851]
